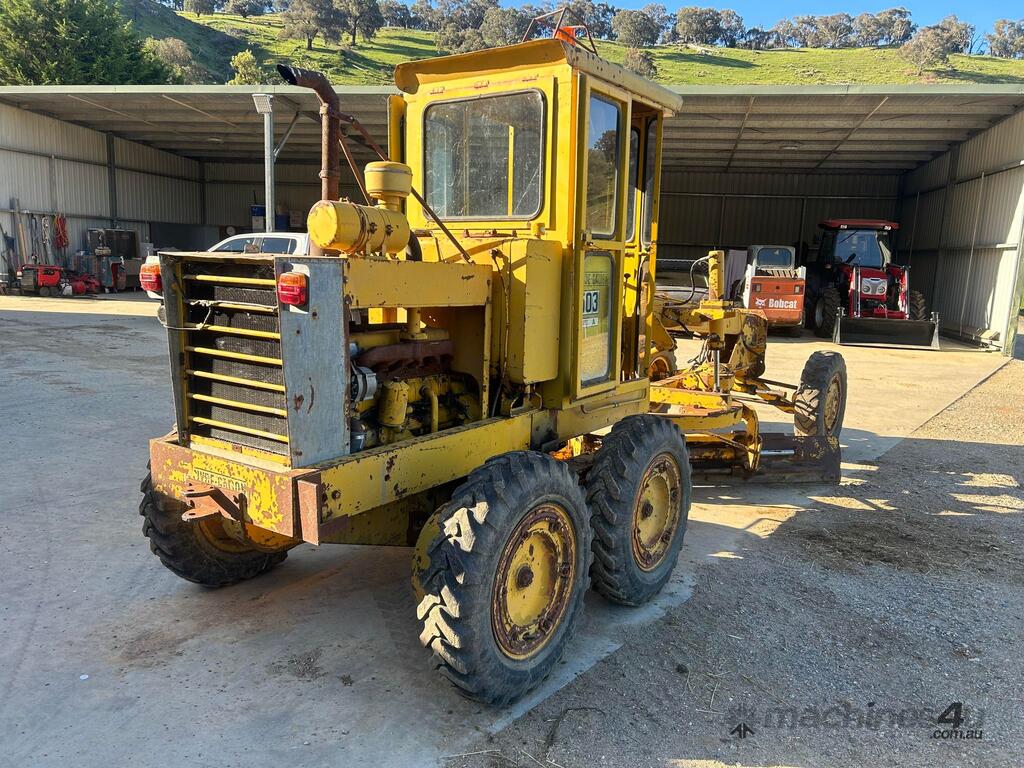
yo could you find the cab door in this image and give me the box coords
[624,108,663,380]
[573,79,631,400]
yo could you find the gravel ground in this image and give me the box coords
[446,360,1024,768]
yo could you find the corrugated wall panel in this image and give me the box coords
[902,189,944,253]
[0,150,53,211]
[659,171,900,261]
[897,112,1024,349]
[903,153,949,195]
[958,110,1024,180]
[114,137,200,180]
[54,160,110,218]
[203,162,360,227]
[0,103,106,163]
[116,168,200,224]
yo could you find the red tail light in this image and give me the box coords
[140,263,162,293]
[277,271,308,306]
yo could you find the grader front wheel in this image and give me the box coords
[140,473,290,587]
[794,351,848,437]
[586,415,691,606]
[412,452,591,705]
[647,350,678,382]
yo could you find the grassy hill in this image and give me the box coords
[127,5,1024,87]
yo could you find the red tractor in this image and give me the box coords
[805,219,938,348]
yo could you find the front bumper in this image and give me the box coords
[149,436,321,542]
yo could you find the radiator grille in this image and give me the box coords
[180,261,289,457]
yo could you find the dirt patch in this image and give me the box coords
[269,648,325,680]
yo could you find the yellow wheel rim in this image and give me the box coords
[648,353,672,382]
[823,373,843,434]
[492,503,576,660]
[196,516,252,554]
[632,453,683,572]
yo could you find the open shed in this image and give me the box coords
[2,82,1022,351]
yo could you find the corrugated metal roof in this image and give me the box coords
[1,84,1022,173]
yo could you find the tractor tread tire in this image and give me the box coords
[415,451,591,705]
[815,287,842,338]
[585,415,691,607]
[909,290,928,321]
[794,351,847,438]
[140,473,287,588]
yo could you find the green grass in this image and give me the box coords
[594,41,1024,85]
[121,1,245,81]
[127,5,1024,86]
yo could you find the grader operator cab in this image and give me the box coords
[140,32,847,704]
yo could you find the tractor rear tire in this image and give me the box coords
[413,451,591,705]
[585,415,691,606]
[814,287,842,338]
[794,351,847,438]
[140,473,288,587]
[909,290,928,321]
[38,286,51,298]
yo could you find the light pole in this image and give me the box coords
[252,93,275,232]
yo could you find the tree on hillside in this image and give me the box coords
[901,24,955,74]
[936,15,975,54]
[228,48,262,83]
[281,0,341,49]
[623,48,657,79]
[739,26,771,50]
[410,0,436,30]
[791,16,820,47]
[612,9,660,49]
[0,0,172,84]
[144,36,202,82]
[564,0,616,40]
[769,19,797,47]
[816,13,852,48]
[675,7,721,46]
[380,0,411,27]
[479,6,530,47]
[184,0,218,16]
[986,20,1024,58]
[876,7,914,45]
[640,3,674,43]
[225,0,266,17]
[337,0,385,45]
[717,9,743,47]
[435,23,484,53]
[853,12,884,46]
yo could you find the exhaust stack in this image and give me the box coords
[277,65,340,202]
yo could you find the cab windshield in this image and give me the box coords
[754,247,794,268]
[423,91,545,220]
[823,229,891,269]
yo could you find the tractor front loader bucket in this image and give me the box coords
[834,312,939,349]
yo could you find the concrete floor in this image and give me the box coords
[0,294,1008,767]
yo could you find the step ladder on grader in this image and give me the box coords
[138,15,847,705]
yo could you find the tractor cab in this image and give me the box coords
[807,219,936,346]
[818,219,896,270]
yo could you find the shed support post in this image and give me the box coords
[106,134,118,227]
[263,110,275,232]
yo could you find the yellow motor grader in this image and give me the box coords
[139,29,846,704]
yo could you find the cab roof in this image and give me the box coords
[394,38,681,116]
[820,219,899,231]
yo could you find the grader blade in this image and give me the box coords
[750,433,841,484]
[685,432,841,484]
